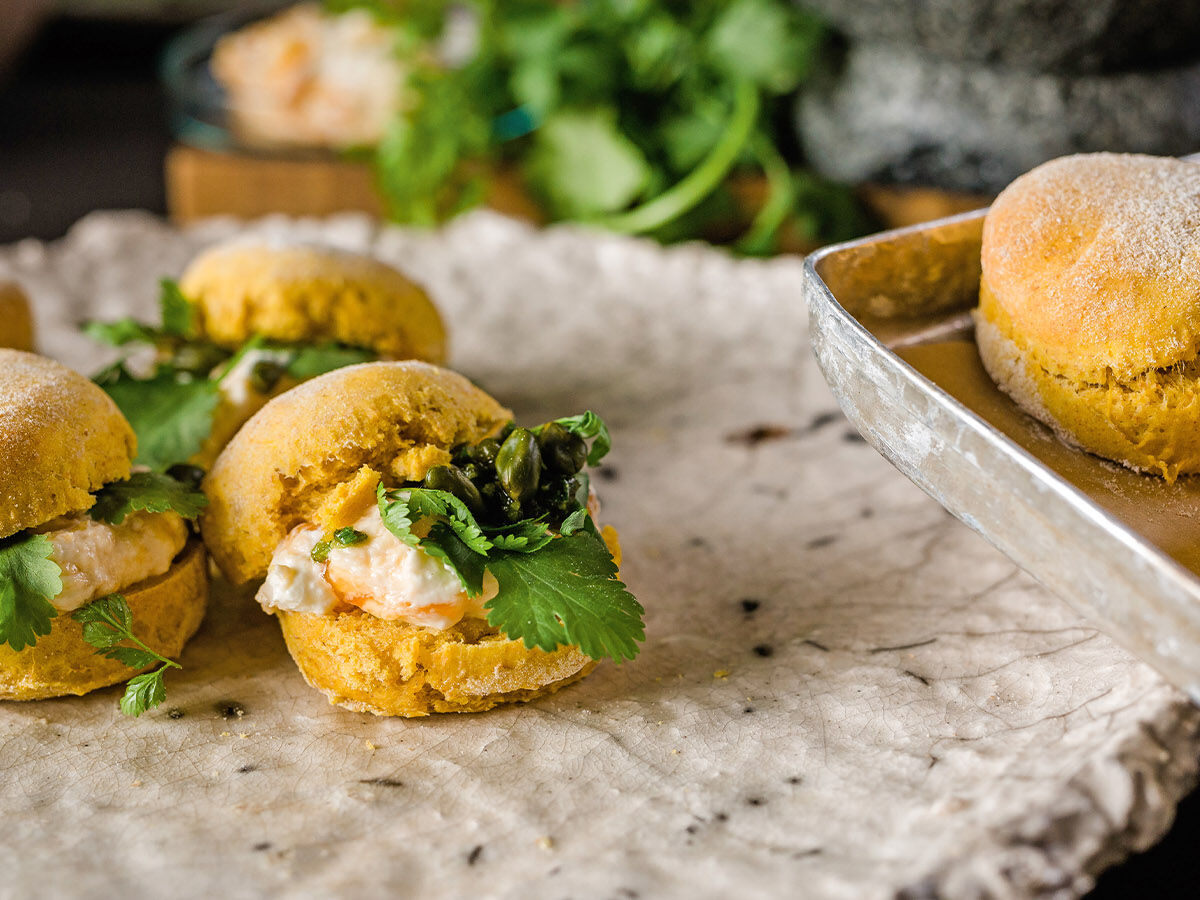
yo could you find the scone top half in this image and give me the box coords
[203,361,510,582]
[203,361,636,717]
[977,153,1200,479]
[0,351,207,699]
[180,241,447,364]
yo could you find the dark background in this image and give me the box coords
[2,16,1199,896]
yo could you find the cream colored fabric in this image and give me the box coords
[0,210,1194,899]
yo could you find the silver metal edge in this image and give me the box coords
[803,215,1200,699]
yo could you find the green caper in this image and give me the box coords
[537,422,587,475]
[423,464,485,516]
[172,342,228,376]
[472,438,500,467]
[166,463,206,490]
[249,359,287,394]
[499,493,523,523]
[496,428,541,501]
[462,462,482,482]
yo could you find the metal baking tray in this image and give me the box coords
[804,209,1200,700]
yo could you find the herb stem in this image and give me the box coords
[735,132,795,256]
[97,603,178,669]
[594,80,759,235]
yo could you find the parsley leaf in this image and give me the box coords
[83,318,161,348]
[85,279,195,348]
[488,519,554,553]
[89,471,208,525]
[101,368,221,471]
[377,483,422,549]
[377,486,491,592]
[0,533,62,652]
[120,671,168,716]
[559,508,587,536]
[422,520,488,596]
[551,410,611,465]
[486,528,644,663]
[527,108,651,218]
[283,344,377,380]
[72,594,181,717]
[159,279,195,338]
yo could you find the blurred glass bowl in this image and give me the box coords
[161,6,346,159]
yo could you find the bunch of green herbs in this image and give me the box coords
[325,0,870,253]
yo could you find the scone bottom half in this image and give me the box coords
[0,542,208,701]
[203,361,642,717]
[274,525,622,718]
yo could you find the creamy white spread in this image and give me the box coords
[217,347,292,417]
[257,505,498,629]
[193,348,294,468]
[38,511,188,611]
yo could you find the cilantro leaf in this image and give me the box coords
[72,594,181,717]
[527,108,651,218]
[559,508,587,536]
[419,489,492,555]
[0,533,61,651]
[553,411,611,465]
[159,279,195,338]
[284,344,376,380]
[486,528,644,663]
[422,521,488,596]
[89,471,208,525]
[703,0,823,93]
[103,646,160,669]
[101,369,221,471]
[84,279,195,349]
[378,486,491,591]
[120,670,167,717]
[377,484,423,549]
[488,519,554,553]
[83,317,161,348]
[73,592,131,630]
[404,488,450,522]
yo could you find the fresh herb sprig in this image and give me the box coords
[72,594,181,717]
[90,471,209,526]
[328,0,871,252]
[87,280,375,470]
[375,410,644,662]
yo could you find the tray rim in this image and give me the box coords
[803,210,1200,696]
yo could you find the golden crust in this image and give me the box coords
[201,361,512,583]
[0,282,34,352]
[979,153,1200,481]
[0,541,208,701]
[277,611,596,716]
[179,241,447,363]
[0,351,136,538]
[981,153,1200,383]
[977,292,1200,481]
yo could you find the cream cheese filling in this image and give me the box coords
[257,504,498,630]
[37,510,189,611]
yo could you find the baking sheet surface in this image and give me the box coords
[0,211,1196,900]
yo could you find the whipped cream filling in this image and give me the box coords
[257,504,498,630]
[38,510,189,611]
